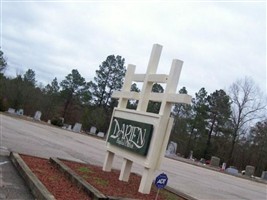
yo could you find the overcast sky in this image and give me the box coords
[1,0,266,96]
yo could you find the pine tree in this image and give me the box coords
[60,69,89,119]
[0,49,7,73]
[91,55,126,108]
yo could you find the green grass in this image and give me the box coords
[93,177,109,186]
[161,190,179,200]
[77,166,93,174]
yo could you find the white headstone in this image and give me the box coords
[189,150,193,160]
[261,171,267,180]
[67,125,72,130]
[72,123,82,133]
[222,162,227,170]
[61,124,66,129]
[47,120,51,124]
[90,126,97,134]
[34,111,42,120]
[8,108,15,114]
[16,109,24,115]
[226,167,238,175]
[165,141,177,156]
[97,132,105,137]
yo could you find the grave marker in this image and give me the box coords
[102,44,191,194]
[8,108,15,114]
[261,171,267,180]
[67,125,72,130]
[73,123,82,133]
[90,126,97,134]
[226,167,238,175]
[97,132,105,138]
[210,156,220,167]
[34,111,42,121]
[189,150,194,160]
[222,162,226,170]
[165,141,177,156]
[245,165,255,177]
[16,109,24,115]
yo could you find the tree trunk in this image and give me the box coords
[63,99,71,119]
[185,127,195,158]
[203,117,215,159]
[228,133,237,164]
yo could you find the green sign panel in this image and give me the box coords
[107,117,154,156]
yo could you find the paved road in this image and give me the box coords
[0,153,34,199]
[1,113,267,200]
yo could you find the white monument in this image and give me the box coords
[8,108,15,114]
[72,123,82,133]
[97,132,105,137]
[34,111,42,121]
[103,44,191,194]
[16,109,24,115]
[165,141,177,156]
[67,125,72,130]
[90,126,97,134]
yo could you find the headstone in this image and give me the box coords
[165,141,177,156]
[97,132,105,137]
[189,151,193,160]
[245,165,255,177]
[8,108,15,114]
[34,111,42,121]
[210,156,220,167]
[67,125,72,130]
[72,123,82,133]
[261,171,267,180]
[225,167,238,175]
[90,126,97,134]
[222,162,227,170]
[16,109,24,115]
[200,158,206,164]
[47,120,51,124]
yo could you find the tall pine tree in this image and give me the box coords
[91,55,126,108]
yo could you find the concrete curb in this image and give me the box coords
[9,152,56,200]
[50,157,108,200]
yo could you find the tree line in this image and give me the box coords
[0,49,266,176]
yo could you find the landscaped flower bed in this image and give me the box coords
[21,154,183,200]
[20,155,91,200]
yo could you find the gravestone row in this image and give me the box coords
[59,122,105,138]
[7,108,40,120]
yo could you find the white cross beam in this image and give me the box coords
[113,44,191,114]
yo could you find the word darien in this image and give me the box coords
[107,117,153,156]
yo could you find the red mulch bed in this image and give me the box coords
[21,155,91,200]
[21,154,182,200]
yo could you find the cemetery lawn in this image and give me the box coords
[21,154,183,200]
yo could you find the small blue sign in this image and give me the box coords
[155,173,168,189]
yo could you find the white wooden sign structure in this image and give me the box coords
[103,44,192,194]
